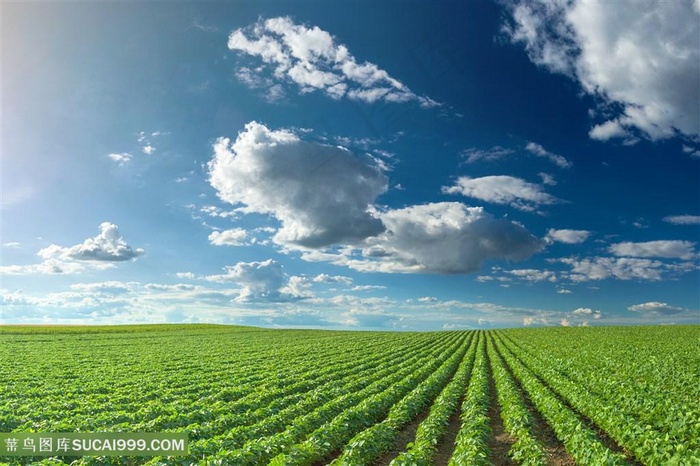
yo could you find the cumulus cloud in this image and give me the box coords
[628,301,694,315]
[208,121,388,248]
[38,223,144,262]
[228,16,438,107]
[608,240,697,260]
[525,142,572,169]
[208,228,248,246]
[443,176,560,212]
[3,224,144,275]
[503,1,700,141]
[545,228,590,244]
[205,259,302,302]
[663,215,700,225]
[304,202,543,274]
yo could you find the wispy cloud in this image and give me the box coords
[228,16,438,107]
[556,256,696,282]
[628,301,696,316]
[663,215,700,225]
[608,240,697,260]
[525,142,572,169]
[443,175,561,212]
[460,143,571,169]
[460,146,515,164]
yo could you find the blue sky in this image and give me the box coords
[2,1,699,329]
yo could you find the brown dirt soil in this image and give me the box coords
[491,342,575,466]
[430,396,463,466]
[373,407,430,465]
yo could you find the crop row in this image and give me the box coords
[500,327,700,453]
[498,330,700,464]
[179,331,464,462]
[3,330,437,432]
[328,331,476,465]
[263,333,469,466]
[2,325,698,466]
[492,332,629,465]
[447,332,491,465]
[485,334,546,465]
[389,330,478,466]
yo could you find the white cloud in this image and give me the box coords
[418,296,438,302]
[507,269,557,282]
[38,223,145,263]
[628,302,694,316]
[2,224,143,275]
[682,145,700,159]
[525,142,572,169]
[351,285,386,291]
[664,215,700,225]
[460,144,571,168]
[504,1,700,141]
[545,228,590,244]
[228,16,437,107]
[443,175,560,212]
[589,120,631,141]
[3,242,21,248]
[205,259,301,302]
[460,146,515,164]
[608,240,697,260]
[538,172,556,186]
[571,307,601,319]
[208,121,388,248]
[107,153,132,164]
[312,273,353,284]
[304,202,543,274]
[208,228,248,246]
[0,260,89,275]
[281,275,313,298]
[142,145,156,155]
[557,256,696,282]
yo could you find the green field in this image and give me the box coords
[1,325,698,465]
